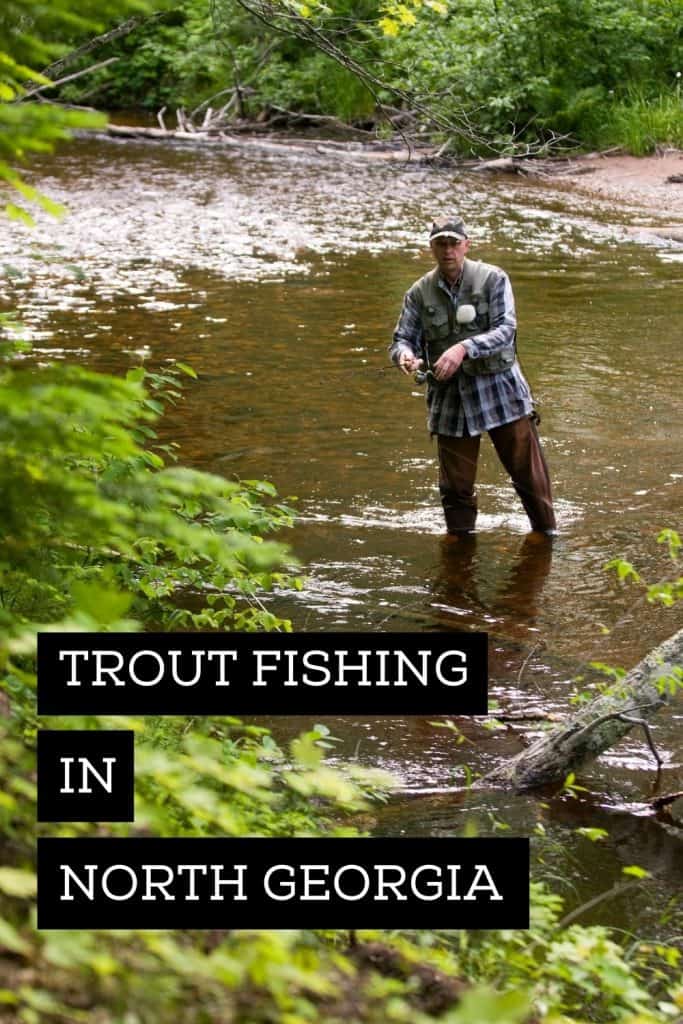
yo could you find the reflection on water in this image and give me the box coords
[2,137,682,930]
[431,532,553,634]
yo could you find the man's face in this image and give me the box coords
[430,235,470,281]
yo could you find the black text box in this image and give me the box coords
[37,730,134,822]
[37,632,488,716]
[37,837,529,929]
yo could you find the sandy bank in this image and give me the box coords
[560,149,683,239]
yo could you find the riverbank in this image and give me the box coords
[560,149,683,237]
[99,125,683,235]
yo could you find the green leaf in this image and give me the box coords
[622,865,650,879]
[657,528,681,560]
[70,582,134,625]
[175,361,197,379]
[0,868,36,898]
[604,558,641,584]
[4,202,34,226]
[577,827,609,842]
[0,917,31,955]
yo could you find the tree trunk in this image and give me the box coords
[481,627,683,792]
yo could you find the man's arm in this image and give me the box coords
[389,288,424,375]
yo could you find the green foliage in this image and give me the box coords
[40,0,683,149]
[0,352,301,635]
[383,0,683,149]
[0,0,157,219]
[560,771,589,798]
[0,340,408,1023]
[405,882,682,1022]
[575,827,609,842]
[0,0,153,69]
[257,50,377,121]
[57,2,227,112]
[55,0,379,121]
[594,90,683,155]
[1,341,679,1019]
[623,865,651,880]
[573,532,683,704]
[606,530,683,612]
[5,0,680,150]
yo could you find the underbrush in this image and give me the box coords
[600,92,683,155]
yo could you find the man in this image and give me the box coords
[390,215,557,535]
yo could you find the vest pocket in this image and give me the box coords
[462,346,516,376]
[424,314,450,340]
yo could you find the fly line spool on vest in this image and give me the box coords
[414,258,516,377]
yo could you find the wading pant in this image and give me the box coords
[437,416,557,533]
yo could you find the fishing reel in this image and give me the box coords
[414,368,437,385]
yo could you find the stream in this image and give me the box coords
[2,134,682,939]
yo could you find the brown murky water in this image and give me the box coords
[2,136,682,933]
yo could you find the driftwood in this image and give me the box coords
[472,156,523,174]
[637,226,683,243]
[85,120,624,178]
[482,627,683,792]
[651,790,683,811]
[93,124,437,163]
[471,155,598,178]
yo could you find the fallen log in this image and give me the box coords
[470,155,598,178]
[638,226,683,243]
[650,790,683,812]
[89,124,439,161]
[481,627,683,792]
[471,156,523,174]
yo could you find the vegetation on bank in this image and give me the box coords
[44,0,683,155]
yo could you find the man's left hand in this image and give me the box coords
[433,343,467,381]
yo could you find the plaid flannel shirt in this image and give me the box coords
[390,266,533,437]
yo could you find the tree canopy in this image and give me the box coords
[21,0,683,153]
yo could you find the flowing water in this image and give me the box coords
[2,135,682,935]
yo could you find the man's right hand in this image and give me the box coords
[398,354,424,376]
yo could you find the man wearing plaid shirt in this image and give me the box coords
[390,216,557,535]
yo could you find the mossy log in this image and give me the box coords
[482,627,683,792]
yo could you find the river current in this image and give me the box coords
[2,134,682,934]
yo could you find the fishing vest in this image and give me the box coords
[414,259,516,376]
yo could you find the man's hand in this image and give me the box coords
[433,343,467,381]
[397,353,423,376]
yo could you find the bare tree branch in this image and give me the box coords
[481,627,683,791]
[40,14,164,80]
[210,0,488,153]
[21,57,121,101]
[650,790,683,811]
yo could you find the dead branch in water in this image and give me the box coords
[650,790,683,811]
[480,627,683,792]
